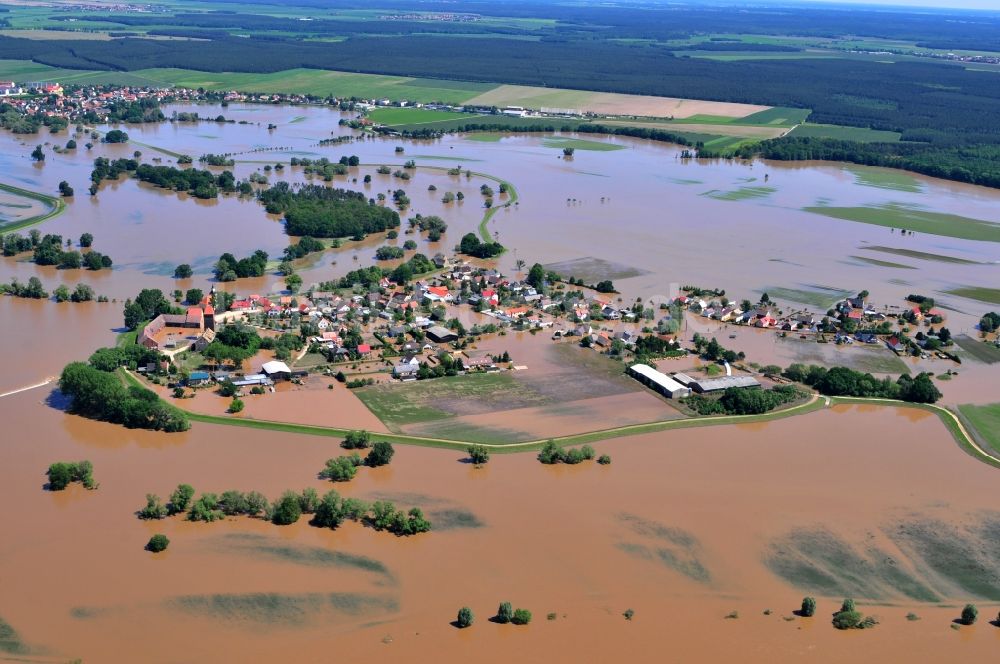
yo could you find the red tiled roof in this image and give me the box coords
[357,344,372,354]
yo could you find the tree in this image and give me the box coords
[79,233,93,248]
[800,597,816,617]
[497,602,514,624]
[53,284,70,302]
[980,312,1000,333]
[832,610,863,630]
[147,534,170,553]
[174,264,193,279]
[58,181,74,197]
[512,608,532,625]
[271,490,302,525]
[456,607,474,628]
[46,463,73,491]
[341,430,371,449]
[185,288,203,305]
[320,454,362,482]
[286,273,303,293]
[31,145,44,162]
[961,604,978,625]
[527,263,546,290]
[597,454,611,465]
[168,483,195,515]
[366,441,395,467]
[467,444,490,465]
[537,439,563,464]
[563,147,575,156]
[139,493,168,520]
[228,398,244,414]
[71,283,95,302]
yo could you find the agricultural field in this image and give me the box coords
[354,345,676,443]
[789,123,902,143]
[804,204,1000,243]
[463,84,770,119]
[945,287,1000,305]
[765,285,854,309]
[541,137,626,152]
[366,107,471,126]
[845,167,923,193]
[953,336,1000,365]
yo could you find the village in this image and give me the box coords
[125,239,968,432]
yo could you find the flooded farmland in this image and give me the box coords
[2,102,1000,662]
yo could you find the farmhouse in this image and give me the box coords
[426,325,459,343]
[261,360,292,382]
[627,364,692,399]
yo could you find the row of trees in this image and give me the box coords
[783,364,942,403]
[139,483,430,535]
[538,440,610,465]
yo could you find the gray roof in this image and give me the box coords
[691,376,761,391]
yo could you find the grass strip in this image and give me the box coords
[0,182,65,233]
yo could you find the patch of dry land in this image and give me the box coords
[464,84,769,118]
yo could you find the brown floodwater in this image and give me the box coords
[2,102,1000,661]
[2,389,1000,662]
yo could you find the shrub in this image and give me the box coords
[537,440,562,464]
[961,604,978,625]
[512,608,532,625]
[801,596,816,617]
[228,398,244,413]
[623,608,634,621]
[840,598,856,613]
[597,454,612,465]
[147,534,169,553]
[496,601,514,624]
[832,610,863,630]
[456,607,474,628]
[320,454,363,482]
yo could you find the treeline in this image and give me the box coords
[59,361,190,432]
[258,183,400,239]
[742,138,1000,190]
[325,251,436,288]
[2,230,110,270]
[684,385,801,416]
[783,364,942,403]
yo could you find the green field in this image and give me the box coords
[945,286,1000,305]
[958,403,1000,456]
[353,373,521,432]
[541,137,626,152]
[804,204,1000,243]
[849,255,915,269]
[367,107,472,126]
[735,107,811,126]
[860,246,979,265]
[765,285,853,309]
[788,123,902,142]
[846,167,922,192]
[702,185,775,201]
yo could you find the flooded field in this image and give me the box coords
[2,101,1000,662]
[3,390,1000,662]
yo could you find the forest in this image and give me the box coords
[258,183,400,239]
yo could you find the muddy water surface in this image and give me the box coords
[2,391,1000,662]
[2,103,1000,661]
